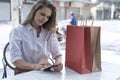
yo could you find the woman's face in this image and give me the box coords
[32,7,52,27]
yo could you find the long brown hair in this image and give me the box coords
[22,0,56,31]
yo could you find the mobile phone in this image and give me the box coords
[43,64,59,71]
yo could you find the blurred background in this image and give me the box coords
[0,0,120,79]
[0,0,120,23]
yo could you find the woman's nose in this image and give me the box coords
[41,16,48,22]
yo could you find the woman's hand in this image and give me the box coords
[53,63,63,72]
[35,59,51,70]
[53,56,63,72]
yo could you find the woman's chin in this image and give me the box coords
[37,24,42,26]
[38,23,43,26]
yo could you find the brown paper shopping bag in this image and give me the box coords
[90,27,101,71]
[65,25,101,74]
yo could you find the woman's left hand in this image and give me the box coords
[53,56,63,72]
[53,63,63,72]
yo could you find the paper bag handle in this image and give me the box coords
[80,16,94,27]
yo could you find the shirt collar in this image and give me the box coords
[26,24,33,30]
[26,23,44,32]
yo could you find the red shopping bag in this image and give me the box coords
[65,25,93,74]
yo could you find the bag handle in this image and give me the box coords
[80,16,94,27]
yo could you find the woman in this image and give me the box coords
[9,0,63,74]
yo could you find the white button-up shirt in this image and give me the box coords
[9,24,61,64]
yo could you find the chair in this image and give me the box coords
[2,42,15,79]
[2,42,56,78]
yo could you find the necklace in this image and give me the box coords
[36,27,41,37]
[30,22,41,37]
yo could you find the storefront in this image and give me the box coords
[0,0,11,22]
[96,0,120,20]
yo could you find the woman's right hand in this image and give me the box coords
[35,59,51,70]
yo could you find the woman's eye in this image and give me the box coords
[47,16,50,19]
[40,13,50,19]
[40,13,45,16]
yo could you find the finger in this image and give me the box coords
[53,64,63,72]
[39,60,51,66]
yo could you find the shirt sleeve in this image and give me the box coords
[9,26,23,63]
[47,33,62,59]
